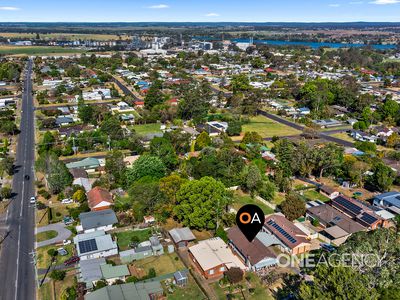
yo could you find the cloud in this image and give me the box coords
[0,6,20,11]
[147,4,169,9]
[370,0,400,4]
[329,3,341,6]
[205,13,220,17]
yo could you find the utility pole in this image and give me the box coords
[107,135,111,151]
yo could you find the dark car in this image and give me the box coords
[24,175,30,180]
[320,243,336,253]
[64,256,80,266]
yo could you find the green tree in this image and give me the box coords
[280,192,305,221]
[105,150,127,185]
[150,137,178,170]
[0,186,12,199]
[78,104,95,124]
[72,189,86,203]
[159,174,187,203]
[125,155,166,185]
[174,176,231,230]
[231,74,251,94]
[299,265,378,300]
[49,270,66,281]
[245,164,263,195]
[241,131,263,145]
[100,116,123,139]
[38,131,56,154]
[144,80,164,109]
[0,156,14,176]
[368,162,395,192]
[226,120,242,136]
[195,132,211,150]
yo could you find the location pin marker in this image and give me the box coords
[236,204,265,242]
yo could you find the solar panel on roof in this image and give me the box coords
[334,197,362,215]
[267,220,297,244]
[78,239,98,254]
[359,213,378,225]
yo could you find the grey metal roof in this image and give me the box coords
[78,257,105,283]
[168,227,196,243]
[84,281,163,300]
[79,209,118,230]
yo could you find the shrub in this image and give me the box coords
[49,270,66,281]
[47,248,58,257]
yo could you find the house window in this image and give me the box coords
[219,267,225,272]
[209,269,214,275]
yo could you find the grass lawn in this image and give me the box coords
[241,115,301,138]
[330,132,354,143]
[131,123,162,135]
[115,229,152,251]
[36,244,75,269]
[232,192,274,215]
[133,253,185,276]
[36,230,58,243]
[212,272,273,300]
[272,193,286,205]
[0,46,85,56]
[54,273,76,299]
[166,276,206,300]
[38,281,54,300]
[302,189,330,202]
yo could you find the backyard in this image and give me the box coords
[232,191,275,215]
[166,276,206,300]
[132,253,185,276]
[36,244,75,269]
[114,228,152,250]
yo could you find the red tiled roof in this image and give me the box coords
[87,186,113,209]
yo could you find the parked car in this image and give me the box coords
[29,196,36,204]
[64,256,80,266]
[63,239,71,246]
[320,243,336,253]
[57,248,68,256]
[61,198,73,204]
[63,216,74,225]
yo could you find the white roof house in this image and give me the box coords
[73,230,118,260]
[189,237,246,271]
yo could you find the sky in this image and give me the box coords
[0,0,400,22]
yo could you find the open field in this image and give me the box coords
[131,123,162,135]
[232,191,274,215]
[241,115,301,138]
[0,32,130,40]
[0,46,85,56]
[330,132,354,143]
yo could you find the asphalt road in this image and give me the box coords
[110,76,141,101]
[257,110,354,147]
[0,59,36,300]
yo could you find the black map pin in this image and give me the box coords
[236,204,265,242]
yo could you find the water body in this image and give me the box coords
[194,37,397,49]
[232,39,397,50]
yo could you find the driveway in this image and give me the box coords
[35,222,72,248]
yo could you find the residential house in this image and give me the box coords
[227,226,278,272]
[69,168,88,179]
[55,116,74,126]
[73,177,92,192]
[168,227,196,248]
[87,186,113,211]
[100,263,130,285]
[188,237,246,279]
[312,119,343,128]
[77,209,118,233]
[307,204,366,245]
[66,157,100,171]
[331,195,388,229]
[263,214,311,255]
[350,130,378,143]
[77,257,106,289]
[373,191,400,213]
[319,185,339,200]
[73,230,118,260]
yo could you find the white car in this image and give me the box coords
[63,239,71,246]
[29,196,36,204]
[61,198,73,204]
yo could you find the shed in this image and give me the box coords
[169,228,196,248]
[173,270,188,286]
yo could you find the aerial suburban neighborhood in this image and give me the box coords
[0,3,400,300]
